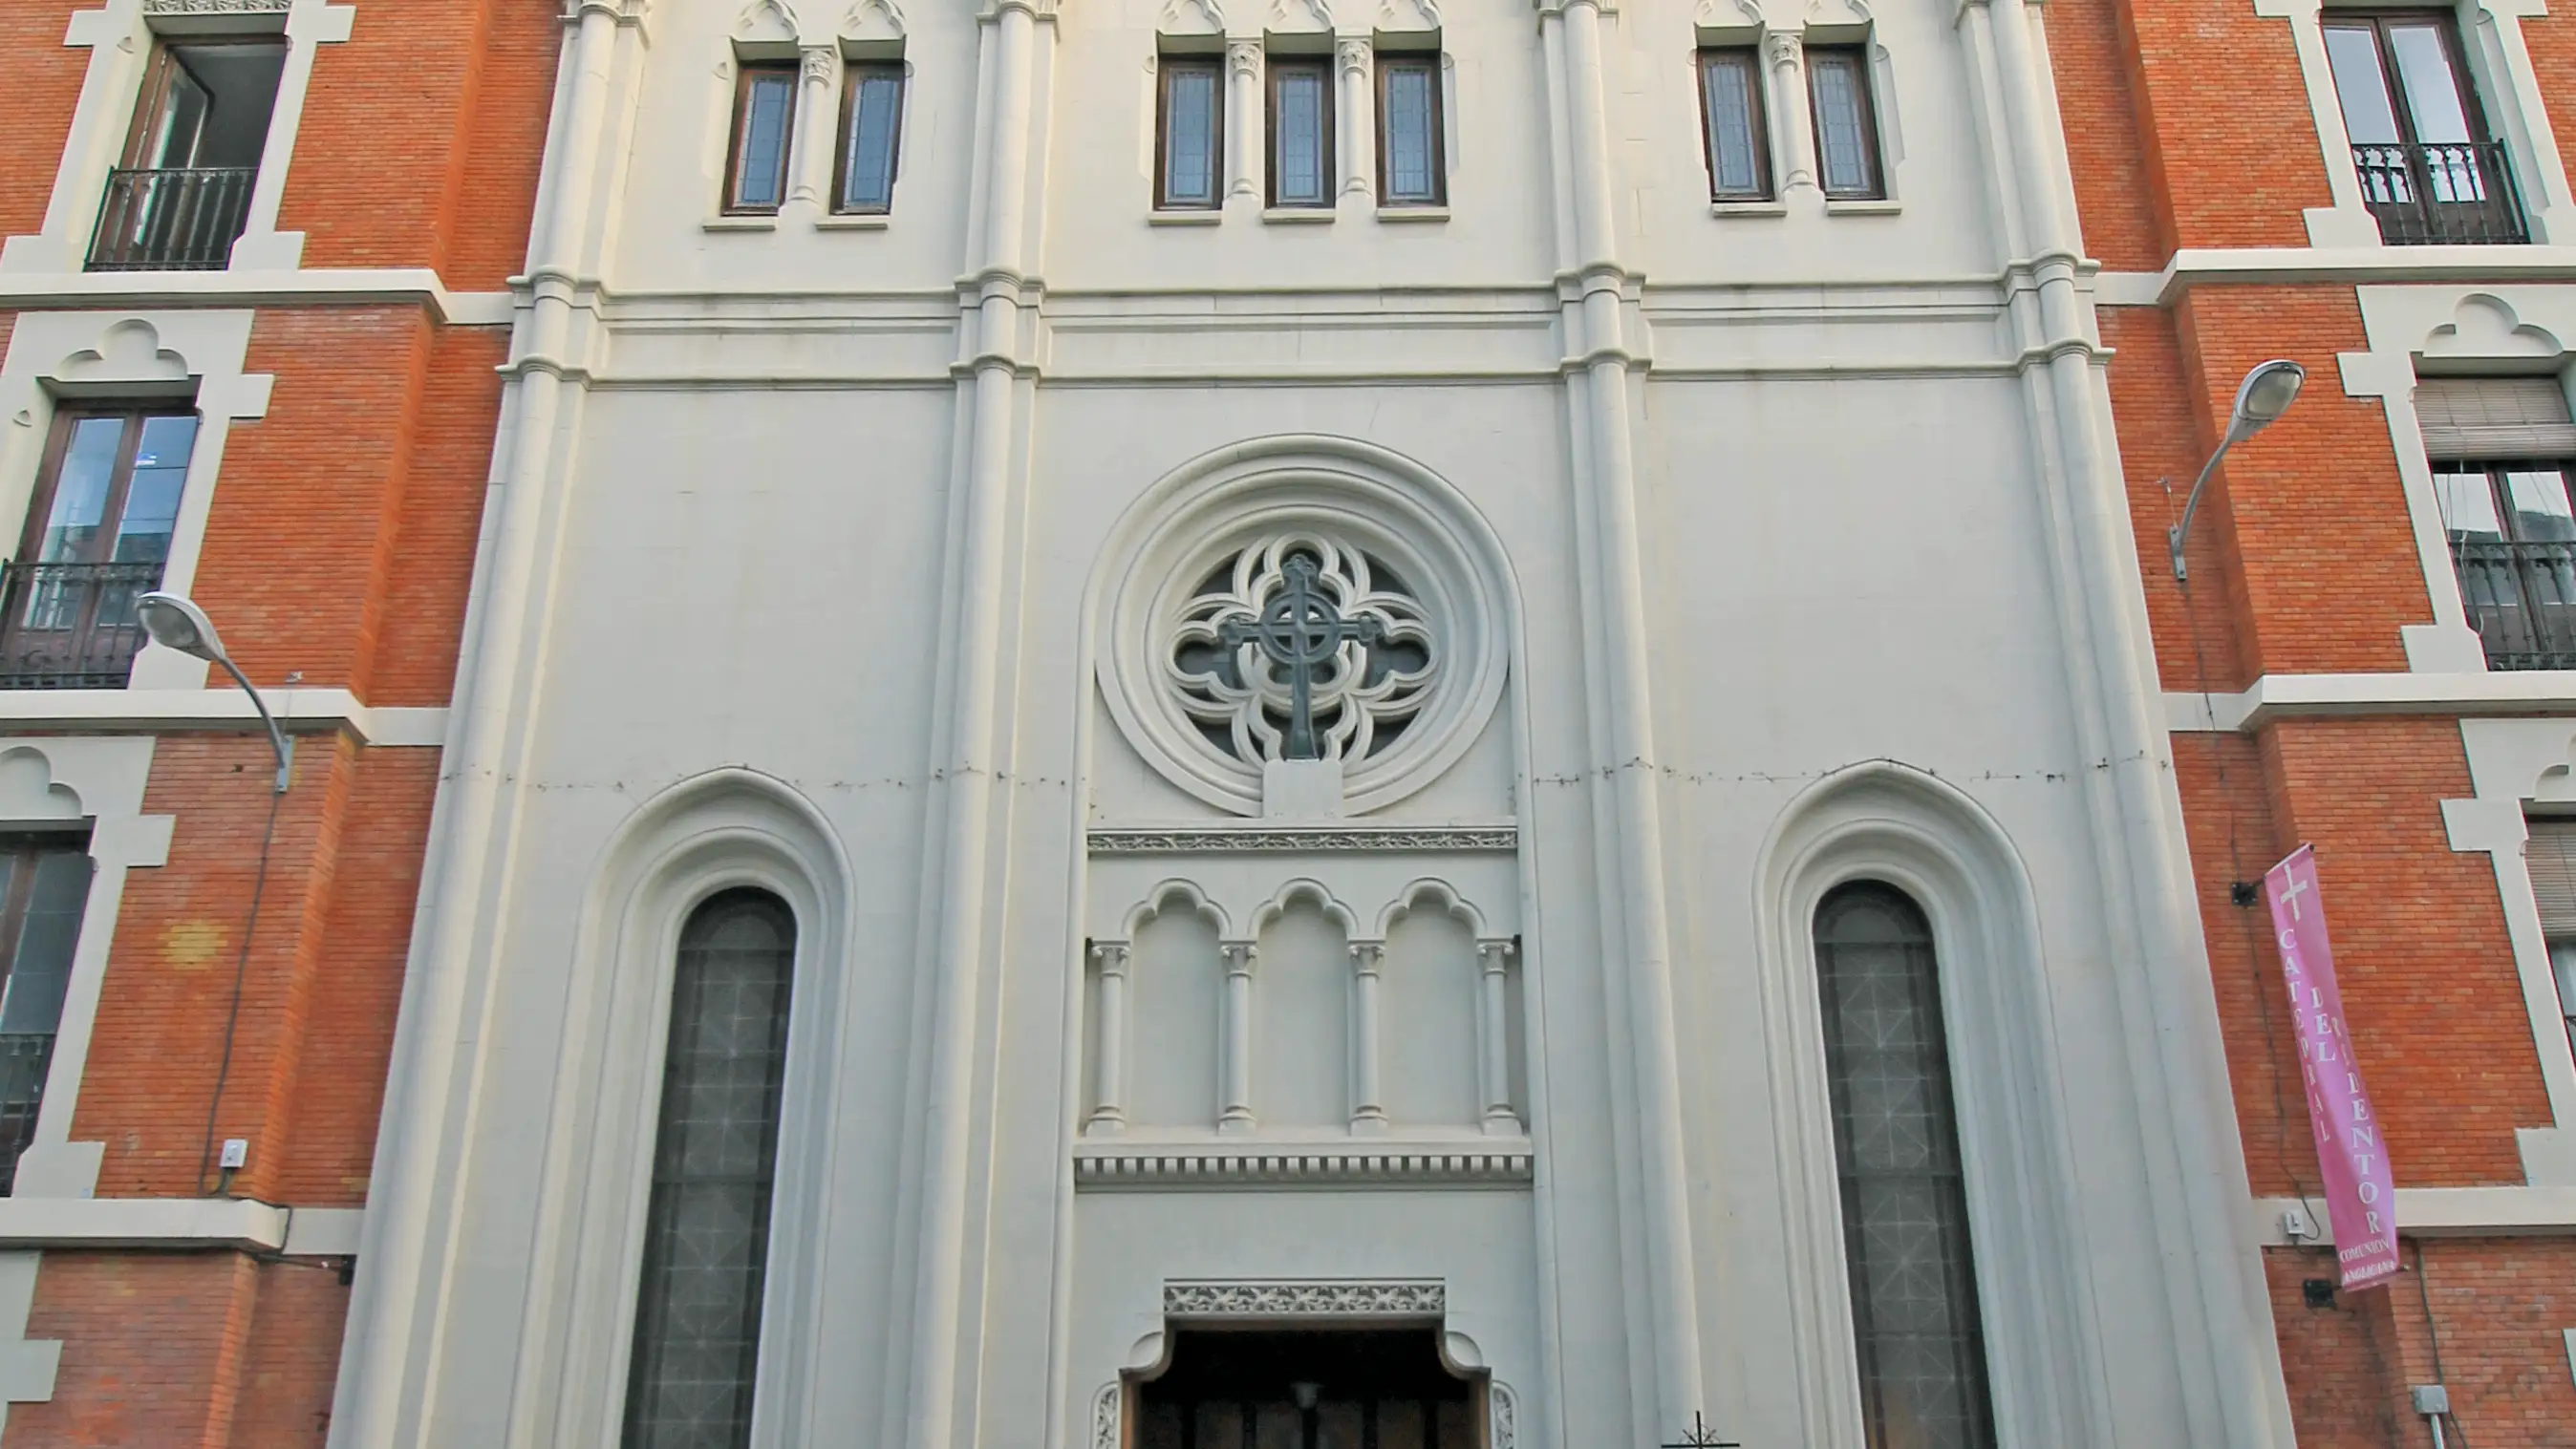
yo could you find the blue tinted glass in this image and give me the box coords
[1704,53,1761,196]
[1811,54,1875,196]
[41,418,124,564]
[1383,62,1436,202]
[1164,68,1218,205]
[736,72,795,209]
[842,71,902,211]
[1275,67,1327,204]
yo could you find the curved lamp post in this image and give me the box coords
[2168,358,2308,582]
[136,591,290,793]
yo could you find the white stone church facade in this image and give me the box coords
[323,0,2300,1447]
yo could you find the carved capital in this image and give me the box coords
[1337,36,1371,74]
[1090,941,1132,976]
[1762,29,1801,68]
[1229,38,1263,75]
[1222,941,1258,976]
[1476,939,1513,976]
[801,43,838,81]
[1349,941,1385,976]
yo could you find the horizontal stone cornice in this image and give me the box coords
[0,267,512,326]
[0,688,446,747]
[0,1197,361,1255]
[2166,671,2576,732]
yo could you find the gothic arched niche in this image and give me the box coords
[1091,437,1515,819]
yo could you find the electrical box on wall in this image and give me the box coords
[219,1139,247,1170]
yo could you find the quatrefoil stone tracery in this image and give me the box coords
[1167,536,1434,767]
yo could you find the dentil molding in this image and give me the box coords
[1087,824,1516,853]
[1075,1144,1535,1189]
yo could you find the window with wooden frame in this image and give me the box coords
[1376,52,1445,206]
[1158,55,1225,209]
[91,37,286,271]
[1805,46,1883,201]
[1697,47,1771,202]
[0,408,199,690]
[1267,55,1334,208]
[2323,11,2523,244]
[834,62,906,214]
[725,61,800,214]
[2529,818,2576,1056]
[2423,376,2576,671]
[0,831,91,1195]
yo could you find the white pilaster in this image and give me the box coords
[1086,943,1132,1136]
[1227,39,1263,208]
[1337,37,1374,206]
[784,43,841,218]
[326,2,643,1445]
[1541,0,1706,1432]
[1348,942,1387,1134]
[1964,0,2297,1442]
[1218,942,1257,1133]
[1476,939,1514,1134]
[1763,31,1817,201]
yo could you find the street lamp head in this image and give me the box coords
[136,591,230,665]
[2226,358,2307,442]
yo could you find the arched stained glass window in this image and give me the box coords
[623,888,797,1449]
[1813,883,1996,1449]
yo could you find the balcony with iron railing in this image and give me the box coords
[0,1034,54,1196]
[0,562,161,690]
[2354,140,2529,245]
[85,166,255,271]
[2456,537,2576,669]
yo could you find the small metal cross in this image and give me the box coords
[1218,553,1383,760]
[1661,1412,1741,1449]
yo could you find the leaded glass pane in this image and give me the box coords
[623,889,796,1449]
[734,72,797,211]
[1701,51,1764,199]
[1274,65,1329,206]
[1381,60,1439,204]
[1163,65,1220,207]
[841,68,904,213]
[1814,884,1995,1449]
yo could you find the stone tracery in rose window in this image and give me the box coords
[1165,534,1435,767]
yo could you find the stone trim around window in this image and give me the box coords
[0,0,355,278]
[0,309,273,693]
[2254,0,2576,247]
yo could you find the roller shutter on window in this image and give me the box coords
[2416,376,2576,460]
[2527,818,2576,936]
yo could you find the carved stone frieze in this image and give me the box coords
[1077,1147,1533,1188]
[1163,1279,1446,1318]
[142,0,290,12]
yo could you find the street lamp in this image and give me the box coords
[136,591,290,793]
[2168,358,2307,582]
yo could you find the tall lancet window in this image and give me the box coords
[1813,884,1996,1449]
[623,889,797,1449]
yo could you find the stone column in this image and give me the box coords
[1764,31,1817,197]
[1475,941,1515,1134]
[1219,943,1257,1133]
[787,44,840,213]
[1337,38,1374,203]
[1086,943,1131,1136]
[1348,942,1387,1134]
[1228,39,1263,205]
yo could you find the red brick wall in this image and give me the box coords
[280,0,556,285]
[2266,1240,2576,1448]
[2521,11,2576,200]
[2044,0,2166,270]
[9,1253,347,1449]
[0,7,90,244]
[2091,0,2326,251]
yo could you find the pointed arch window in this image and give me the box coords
[1813,883,1995,1449]
[623,888,797,1449]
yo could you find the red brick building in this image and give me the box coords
[2057,0,2576,1438]
[0,0,549,1442]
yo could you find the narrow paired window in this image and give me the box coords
[622,889,798,1449]
[1805,47,1882,200]
[1377,53,1444,206]
[725,63,800,214]
[1268,58,1334,208]
[1158,56,1225,209]
[1697,48,1771,201]
[2422,375,2576,671]
[835,63,906,214]
[2323,13,2522,243]
[1814,884,1996,1449]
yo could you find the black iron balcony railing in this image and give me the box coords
[0,1034,54,1196]
[2354,141,2529,245]
[85,166,256,272]
[0,561,161,690]
[2456,537,2576,669]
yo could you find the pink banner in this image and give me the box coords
[2265,844,2400,1290]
